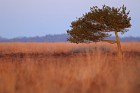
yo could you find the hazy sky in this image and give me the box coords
[0,0,140,38]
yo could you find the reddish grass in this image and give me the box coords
[0,42,140,93]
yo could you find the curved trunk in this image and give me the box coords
[101,31,123,59]
[115,31,123,58]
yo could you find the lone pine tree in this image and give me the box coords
[67,5,131,57]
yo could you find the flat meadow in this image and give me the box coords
[0,42,140,93]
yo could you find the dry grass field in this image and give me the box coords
[0,42,140,93]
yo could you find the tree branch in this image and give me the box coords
[101,40,117,44]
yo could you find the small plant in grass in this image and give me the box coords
[70,46,97,54]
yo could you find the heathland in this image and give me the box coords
[0,42,140,93]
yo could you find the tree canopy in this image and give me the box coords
[67,5,131,43]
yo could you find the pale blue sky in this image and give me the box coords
[0,0,139,38]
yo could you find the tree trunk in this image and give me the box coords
[115,31,123,58]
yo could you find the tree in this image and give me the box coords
[67,5,131,57]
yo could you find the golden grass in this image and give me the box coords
[0,42,140,93]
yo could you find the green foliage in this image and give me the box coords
[67,5,131,43]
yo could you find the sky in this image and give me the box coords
[0,0,140,38]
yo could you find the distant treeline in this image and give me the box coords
[0,34,140,42]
